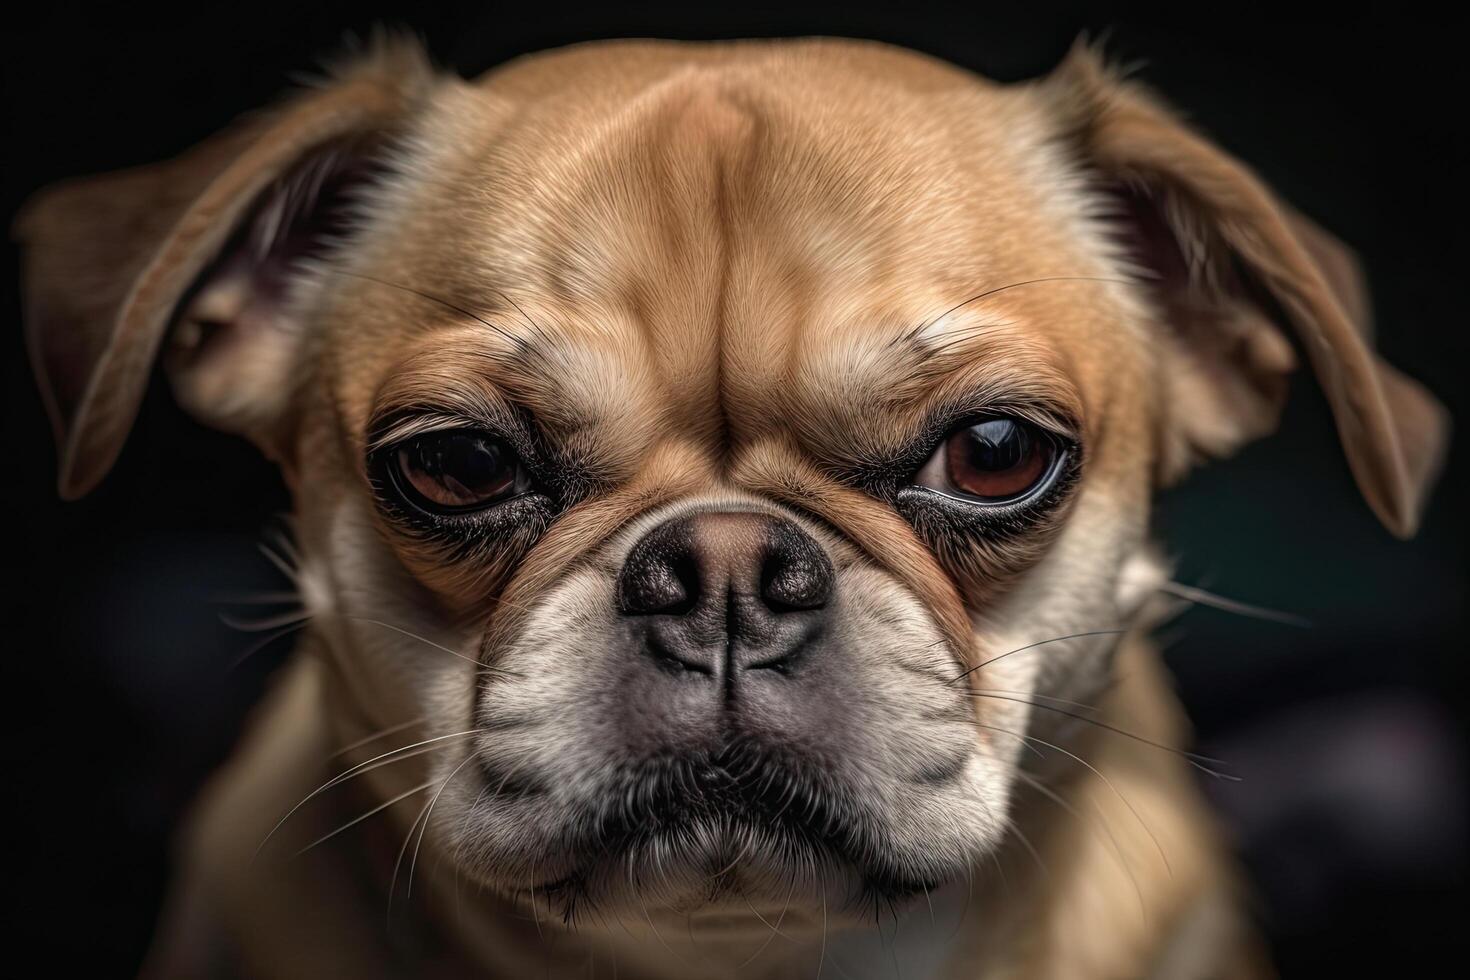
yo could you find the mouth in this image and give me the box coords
[513,742,950,921]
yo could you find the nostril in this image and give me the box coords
[619,512,832,617]
[619,519,703,615]
[619,552,698,615]
[760,524,833,612]
[760,560,824,610]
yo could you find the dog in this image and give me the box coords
[17,36,1447,979]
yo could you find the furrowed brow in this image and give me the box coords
[786,315,1081,479]
[365,331,556,453]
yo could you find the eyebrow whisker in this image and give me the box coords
[907,275,1133,344]
[917,321,1015,360]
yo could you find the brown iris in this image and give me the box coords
[395,430,522,511]
[942,419,1053,500]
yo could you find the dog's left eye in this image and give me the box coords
[389,430,530,512]
[911,417,1061,503]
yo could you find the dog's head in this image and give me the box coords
[19,38,1446,932]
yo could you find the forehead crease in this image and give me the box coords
[475,80,745,299]
[445,75,785,432]
[711,98,1073,424]
[383,65,1099,449]
[365,83,793,457]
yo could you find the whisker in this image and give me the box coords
[328,716,427,760]
[444,752,538,892]
[211,590,303,605]
[340,574,540,619]
[968,775,1009,900]
[816,864,829,980]
[344,616,524,677]
[493,287,549,341]
[947,630,1126,686]
[219,609,311,633]
[229,620,309,670]
[919,321,1016,359]
[965,690,1237,779]
[974,687,1106,714]
[1008,823,1049,882]
[448,783,492,916]
[388,794,437,924]
[265,523,302,566]
[706,834,755,880]
[1014,768,1145,918]
[270,743,460,850]
[909,275,1134,342]
[258,729,488,855]
[996,724,1172,878]
[943,855,975,945]
[974,721,1046,763]
[528,873,545,941]
[407,753,479,900]
[1160,581,1311,627]
[256,541,301,585]
[735,875,800,969]
[293,779,436,857]
[630,846,682,963]
[986,829,1011,901]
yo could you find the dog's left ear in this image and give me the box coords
[15,38,439,498]
[1042,44,1449,537]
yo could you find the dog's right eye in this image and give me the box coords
[389,430,530,513]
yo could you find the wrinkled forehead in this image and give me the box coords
[332,65,1140,464]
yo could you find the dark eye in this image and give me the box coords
[912,417,1059,503]
[390,430,529,512]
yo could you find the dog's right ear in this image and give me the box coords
[15,38,438,498]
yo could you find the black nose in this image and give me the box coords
[617,512,832,674]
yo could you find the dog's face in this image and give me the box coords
[20,39,1445,934]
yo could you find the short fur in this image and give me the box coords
[17,36,1447,979]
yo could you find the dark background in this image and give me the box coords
[3,3,1464,975]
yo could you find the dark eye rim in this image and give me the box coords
[374,427,536,519]
[908,415,1076,509]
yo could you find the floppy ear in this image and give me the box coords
[1043,44,1449,537]
[15,38,438,498]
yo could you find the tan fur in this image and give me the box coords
[17,35,1446,979]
